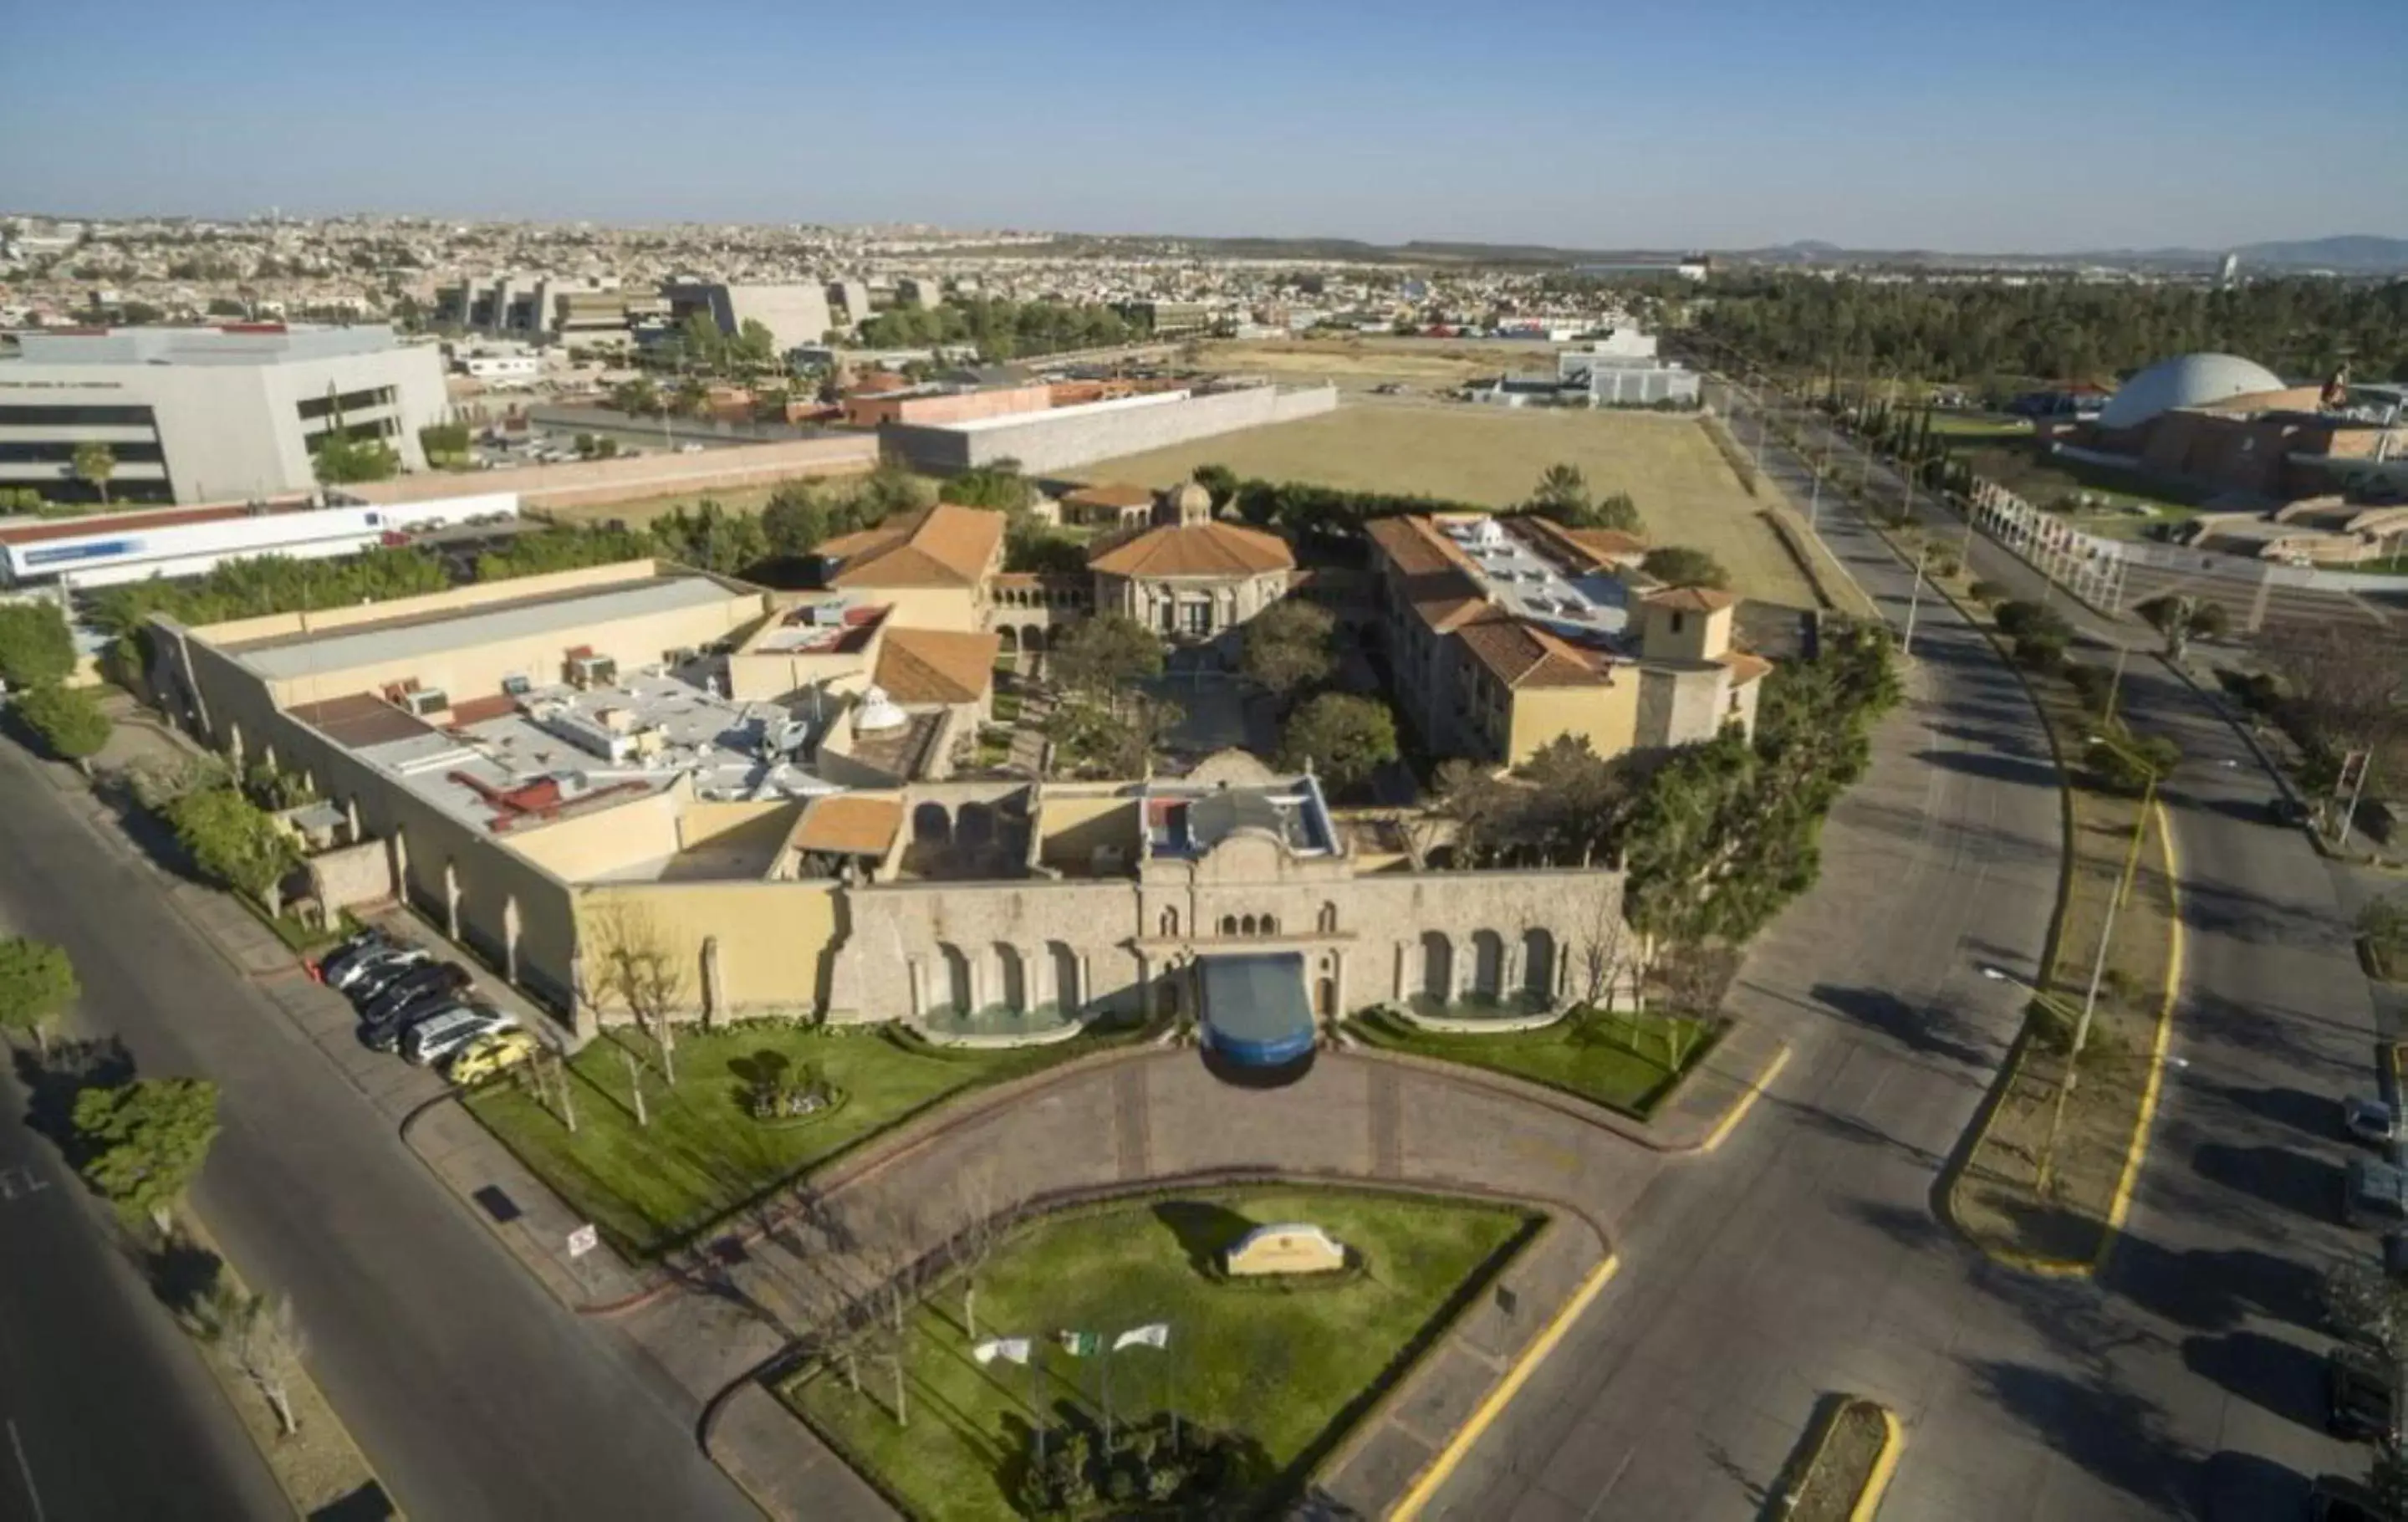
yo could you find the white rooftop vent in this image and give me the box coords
[1468,517,1508,548]
[855,684,909,734]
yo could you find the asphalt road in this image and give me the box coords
[0,1049,287,1522]
[1422,393,2379,1519]
[0,743,758,1522]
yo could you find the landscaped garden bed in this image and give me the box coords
[1347,1004,1717,1118]
[1782,1396,1897,1522]
[784,1186,1539,1520]
[465,1018,1153,1256]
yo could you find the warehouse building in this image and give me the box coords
[882,383,1338,474]
[0,324,451,506]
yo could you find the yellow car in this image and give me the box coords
[445,1029,539,1085]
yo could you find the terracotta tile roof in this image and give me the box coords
[1506,514,1648,571]
[873,626,1001,705]
[791,794,903,857]
[1718,651,1774,687]
[1086,520,1293,578]
[1365,515,1492,631]
[1062,481,1155,509]
[824,503,1005,590]
[1640,585,1740,614]
[1457,613,1613,689]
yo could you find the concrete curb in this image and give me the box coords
[2100,802,2183,1253]
[1700,1044,1790,1154]
[1851,1403,1907,1522]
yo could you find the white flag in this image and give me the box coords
[973,1337,1033,1366]
[1113,1323,1170,1352]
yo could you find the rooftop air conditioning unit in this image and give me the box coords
[501,673,533,697]
[400,687,450,718]
[567,653,618,689]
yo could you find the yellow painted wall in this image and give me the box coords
[574,880,841,1017]
[263,595,763,712]
[834,585,979,632]
[1507,679,1640,767]
[194,559,671,647]
[1640,603,1734,663]
[506,789,684,879]
[678,799,799,850]
[725,647,872,703]
[1037,795,1139,871]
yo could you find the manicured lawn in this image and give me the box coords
[1347,1006,1715,1117]
[466,1021,1146,1256]
[787,1187,1538,1519]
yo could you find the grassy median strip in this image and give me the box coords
[1931,577,2180,1269]
[466,1019,1152,1258]
[1344,1006,1717,1118]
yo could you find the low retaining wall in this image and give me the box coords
[1388,1001,1569,1035]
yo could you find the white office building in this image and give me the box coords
[661,282,835,358]
[0,324,451,506]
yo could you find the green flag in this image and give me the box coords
[1059,1330,1101,1356]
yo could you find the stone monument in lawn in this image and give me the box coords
[1224,1222,1348,1277]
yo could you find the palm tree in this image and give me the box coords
[72,441,115,506]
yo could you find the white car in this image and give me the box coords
[400,1007,518,1067]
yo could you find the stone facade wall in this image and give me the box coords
[883,386,1339,475]
[819,842,1627,1028]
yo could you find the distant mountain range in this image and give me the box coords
[1014,231,2408,274]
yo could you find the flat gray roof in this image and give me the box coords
[13,324,408,367]
[229,577,738,682]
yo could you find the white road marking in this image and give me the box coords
[7,1417,46,1522]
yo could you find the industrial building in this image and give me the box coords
[661,282,836,359]
[435,275,667,348]
[0,324,452,506]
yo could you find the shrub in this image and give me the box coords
[2064,662,2113,712]
[2014,632,2067,673]
[1967,580,2008,605]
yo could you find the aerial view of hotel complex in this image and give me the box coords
[0,5,2403,1520]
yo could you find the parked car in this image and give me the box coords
[358,964,474,1041]
[2347,1157,2408,1229]
[2328,1342,2400,1441]
[344,949,434,1004]
[403,1007,518,1068]
[2345,1096,2402,1146]
[2309,1473,2384,1521]
[319,933,403,992]
[445,1029,538,1085]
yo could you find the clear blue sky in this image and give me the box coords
[3,0,2403,252]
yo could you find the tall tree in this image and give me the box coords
[15,681,112,774]
[1238,600,1336,699]
[74,1077,222,1233]
[193,1285,308,1436]
[0,936,77,1058]
[1529,463,1591,520]
[72,441,115,506]
[167,788,302,914]
[1276,692,1399,790]
[0,601,77,689]
[1050,614,1163,707]
[1639,546,1732,590]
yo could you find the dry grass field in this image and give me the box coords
[1076,403,1822,608]
[1199,336,1549,393]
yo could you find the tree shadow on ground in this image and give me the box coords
[2181,1330,2328,1433]
[308,1482,400,1521]
[2195,1451,2310,1522]
[1150,1199,1258,1279]
[2189,1142,2342,1226]
[12,1034,135,1162]
[2099,1235,2325,1336]
[1910,747,2063,790]
[137,1228,225,1325]
[1807,983,1997,1071]
[1964,1357,2196,1516]
[2206,1083,2344,1145]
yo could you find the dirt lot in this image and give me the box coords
[1074,403,1822,608]
[535,481,786,528]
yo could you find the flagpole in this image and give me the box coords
[1030,1343,1044,1468]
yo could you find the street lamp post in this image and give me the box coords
[1901,548,1927,658]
